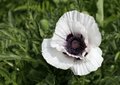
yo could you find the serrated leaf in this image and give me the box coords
[0,67,10,80]
[0,54,33,62]
[104,14,120,27]
[0,30,15,40]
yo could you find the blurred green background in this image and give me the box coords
[0,0,120,85]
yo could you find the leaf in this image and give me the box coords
[0,67,10,81]
[104,14,120,27]
[0,30,15,40]
[39,28,45,37]
[27,68,48,82]
[111,40,117,50]
[36,73,55,85]
[8,11,14,27]
[99,76,120,85]
[0,54,33,61]
[115,52,120,62]
[0,67,18,85]
[96,0,104,27]
[45,73,55,85]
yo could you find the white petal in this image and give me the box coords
[64,10,101,46]
[79,13,101,46]
[51,36,65,51]
[67,21,88,39]
[42,39,74,69]
[59,10,88,38]
[51,10,101,51]
[51,10,88,50]
[51,20,70,51]
[70,47,103,75]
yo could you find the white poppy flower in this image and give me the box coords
[42,10,103,76]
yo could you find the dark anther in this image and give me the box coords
[75,58,81,60]
[84,52,88,56]
[65,33,86,55]
[63,52,67,55]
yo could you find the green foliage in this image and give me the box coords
[0,0,120,85]
[96,0,104,27]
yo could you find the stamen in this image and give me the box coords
[84,52,88,56]
[65,33,86,56]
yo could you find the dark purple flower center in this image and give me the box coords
[65,34,86,55]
